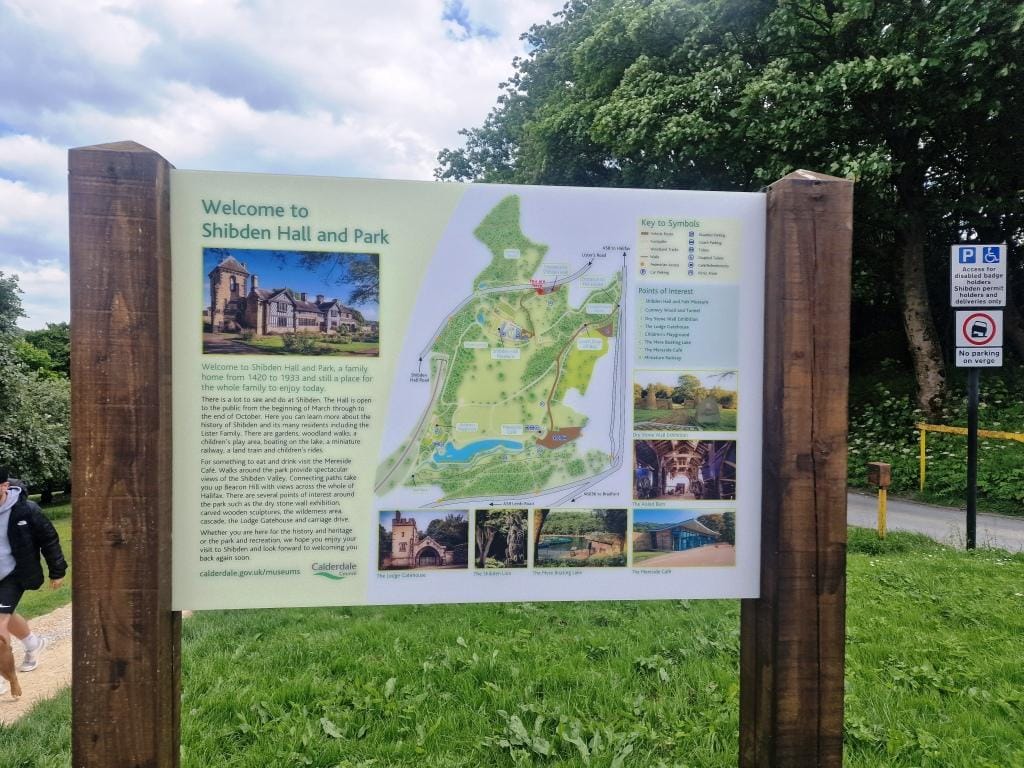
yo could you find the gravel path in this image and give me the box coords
[0,604,72,724]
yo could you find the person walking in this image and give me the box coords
[0,467,67,694]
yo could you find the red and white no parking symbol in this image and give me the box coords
[956,310,1003,347]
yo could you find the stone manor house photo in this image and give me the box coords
[202,247,380,357]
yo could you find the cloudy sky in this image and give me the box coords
[0,0,564,328]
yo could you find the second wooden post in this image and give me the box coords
[739,170,853,767]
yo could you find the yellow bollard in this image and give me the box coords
[919,427,927,492]
[867,462,892,540]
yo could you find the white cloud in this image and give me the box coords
[0,0,566,326]
[0,135,66,191]
[0,179,67,246]
[0,258,70,329]
[7,0,158,67]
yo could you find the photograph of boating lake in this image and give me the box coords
[532,509,627,567]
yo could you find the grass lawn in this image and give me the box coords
[1,528,1022,767]
[633,408,737,430]
[17,501,72,621]
[630,550,663,565]
[234,335,379,356]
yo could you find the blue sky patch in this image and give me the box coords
[443,1,499,41]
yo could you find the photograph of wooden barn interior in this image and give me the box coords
[633,440,737,501]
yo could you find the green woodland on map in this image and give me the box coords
[377,195,622,502]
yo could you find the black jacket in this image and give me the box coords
[2,486,67,589]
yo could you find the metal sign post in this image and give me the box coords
[950,243,1007,550]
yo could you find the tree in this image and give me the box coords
[650,383,673,400]
[13,338,56,377]
[476,508,527,567]
[276,251,381,307]
[23,323,70,377]
[439,0,1024,415]
[426,513,469,549]
[0,347,71,498]
[722,511,736,546]
[0,275,71,498]
[673,374,703,404]
[0,272,24,334]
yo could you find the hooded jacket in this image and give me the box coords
[1,482,66,589]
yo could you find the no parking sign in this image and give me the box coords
[955,310,1003,367]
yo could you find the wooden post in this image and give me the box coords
[740,170,853,767]
[69,142,179,767]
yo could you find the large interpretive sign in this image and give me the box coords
[171,172,765,609]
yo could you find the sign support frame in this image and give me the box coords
[69,141,180,767]
[69,146,852,767]
[740,170,853,768]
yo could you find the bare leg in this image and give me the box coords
[0,614,21,696]
[7,613,30,642]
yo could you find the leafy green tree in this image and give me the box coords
[722,511,736,546]
[0,347,70,499]
[0,272,24,334]
[281,251,380,307]
[476,508,527,567]
[650,383,673,400]
[439,0,1024,415]
[23,322,70,377]
[0,274,71,498]
[13,338,56,377]
[673,374,703,404]
[426,513,470,549]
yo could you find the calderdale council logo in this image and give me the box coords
[312,561,357,581]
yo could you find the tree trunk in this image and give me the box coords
[899,213,946,417]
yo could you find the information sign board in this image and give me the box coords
[171,172,765,609]
[950,243,1007,307]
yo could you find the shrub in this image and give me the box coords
[281,333,319,354]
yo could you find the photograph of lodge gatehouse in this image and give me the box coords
[202,247,380,356]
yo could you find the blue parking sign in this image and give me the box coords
[982,246,1001,264]
[958,246,976,264]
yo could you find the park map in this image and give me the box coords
[376,195,625,506]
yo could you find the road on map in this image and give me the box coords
[847,491,1024,552]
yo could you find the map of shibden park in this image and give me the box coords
[376,195,626,505]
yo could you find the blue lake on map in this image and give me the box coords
[433,439,524,463]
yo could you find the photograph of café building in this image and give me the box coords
[633,440,736,501]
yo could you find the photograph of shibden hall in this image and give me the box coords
[379,511,469,570]
[634,440,736,501]
[208,254,369,336]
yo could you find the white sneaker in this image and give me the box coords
[19,636,47,672]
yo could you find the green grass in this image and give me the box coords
[633,408,737,429]
[231,335,379,356]
[16,502,72,620]
[2,530,1022,767]
[629,550,663,565]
